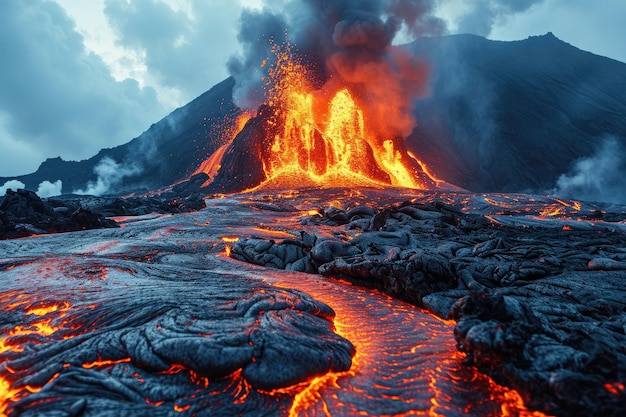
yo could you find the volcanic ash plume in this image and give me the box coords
[229,0,444,138]
[213,0,448,191]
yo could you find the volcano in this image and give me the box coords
[1,24,626,417]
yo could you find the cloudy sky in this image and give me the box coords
[1,0,625,177]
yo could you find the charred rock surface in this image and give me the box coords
[232,193,626,417]
[63,173,209,217]
[204,105,279,193]
[0,189,118,239]
[75,193,207,218]
[3,189,606,416]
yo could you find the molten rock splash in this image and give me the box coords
[201,1,450,193]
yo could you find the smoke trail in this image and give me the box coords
[551,137,626,204]
[228,0,446,138]
[73,157,141,196]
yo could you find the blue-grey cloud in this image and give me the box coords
[456,0,546,36]
[103,0,241,102]
[0,0,164,177]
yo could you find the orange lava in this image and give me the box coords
[1,376,20,417]
[174,403,191,412]
[194,112,254,187]
[258,246,553,417]
[605,382,625,397]
[251,227,296,238]
[190,36,446,192]
[539,198,582,218]
[82,357,132,369]
[253,39,434,190]
[0,297,80,415]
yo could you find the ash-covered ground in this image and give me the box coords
[1,187,625,416]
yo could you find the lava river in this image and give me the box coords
[0,189,551,416]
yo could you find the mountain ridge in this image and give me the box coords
[2,33,625,200]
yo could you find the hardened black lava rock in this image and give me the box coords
[0,189,118,239]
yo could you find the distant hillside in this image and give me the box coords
[3,34,625,198]
[408,33,626,194]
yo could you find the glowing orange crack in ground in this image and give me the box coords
[0,300,78,415]
[265,272,553,417]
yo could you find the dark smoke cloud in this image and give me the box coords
[550,137,626,204]
[228,0,446,137]
[227,8,288,108]
[385,0,447,38]
[456,0,547,36]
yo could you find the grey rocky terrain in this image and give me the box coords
[232,189,626,417]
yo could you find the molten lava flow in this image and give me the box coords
[193,38,444,193]
[194,111,253,187]
[254,41,433,190]
[1,377,20,417]
[0,296,81,414]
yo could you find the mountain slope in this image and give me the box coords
[1,78,239,194]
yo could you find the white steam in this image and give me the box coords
[1,179,63,197]
[0,180,26,195]
[551,137,626,204]
[73,157,140,196]
[37,180,63,197]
